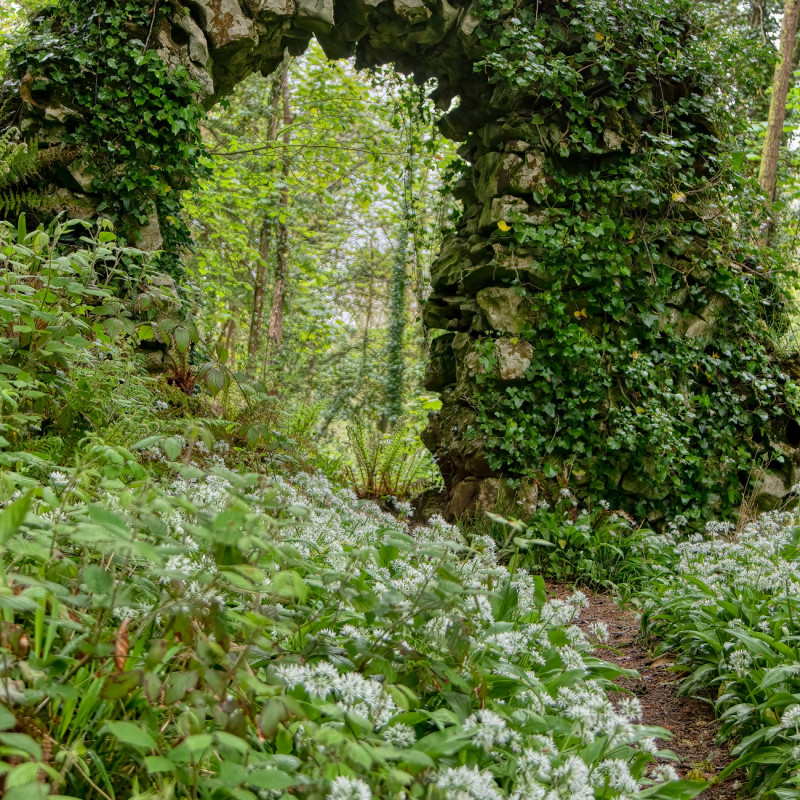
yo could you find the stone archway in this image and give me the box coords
[4,0,799,522]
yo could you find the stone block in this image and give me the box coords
[476,287,529,334]
[509,151,546,194]
[430,237,470,289]
[394,0,432,24]
[495,338,533,381]
[754,470,790,511]
[424,333,457,391]
[478,195,529,231]
[295,0,335,32]
[193,0,256,49]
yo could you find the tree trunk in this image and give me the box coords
[221,317,236,368]
[759,0,800,203]
[247,218,272,358]
[267,66,292,349]
[247,67,285,359]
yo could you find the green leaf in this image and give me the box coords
[635,779,706,799]
[162,438,182,461]
[0,493,32,546]
[247,770,296,790]
[0,732,42,761]
[173,326,191,353]
[0,705,16,732]
[103,721,158,750]
[145,756,175,773]
[82,565,112,595]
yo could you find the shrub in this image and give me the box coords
[0,215,160,462]
[342,420,442,502]
[478,490,654,591]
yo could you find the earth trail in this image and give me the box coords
[549,584,743,799]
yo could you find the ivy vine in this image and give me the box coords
[1,0,207,277]
[466,0,799,521]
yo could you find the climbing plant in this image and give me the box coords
[0,0,207,276]
[462,0,800,521]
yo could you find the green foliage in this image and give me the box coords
[2,0,208,275]
[0,128,37,190]
[483,492,653,591]
[464,0,799,522]
[0,215,159,458]
[0,448,700,800]
[638,511,800,798]
[342,420,441,502]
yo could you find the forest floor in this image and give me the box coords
[547,583,743,799]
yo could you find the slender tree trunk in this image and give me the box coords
[247,67,284,359]
[221,317,236,368]
[759,0,800,203]
[267,67,292,348]
[359,236,377,382]
[248,218,272,358]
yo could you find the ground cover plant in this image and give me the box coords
[639,509,800,799]
[0,453,705,800]
[477,491,654,593]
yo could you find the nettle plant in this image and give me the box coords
[640,508,800,798]
[466,0,799,522]
[0,215,164,458]
[0,451,703,800]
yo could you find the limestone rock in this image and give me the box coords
[173,13,211,67]
[446,476,513,519]
[475,152,521,203]
[509,151,546,194]
[515,477,539,515]
[754,470,790,511]
[425,333,457,391]
[478,195,542,232]
[495,338,533,381]
[296,0,335,33]
[394,0,432,24]
[250,0,296,15]
[462,350,485,379]
[193,0,256,49]
[137,213,164,252]
[430,237,469,289]
[476,287,529,334]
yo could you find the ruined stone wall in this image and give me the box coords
[6,0,800,522]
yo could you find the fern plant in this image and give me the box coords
[0,127,38,189]
[343,420,440,501]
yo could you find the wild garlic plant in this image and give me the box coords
[0,446,701,800]
[640,509,800,798]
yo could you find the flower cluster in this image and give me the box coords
[0,464,689,800]
[642,509,800,797]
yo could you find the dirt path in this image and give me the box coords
[549,584,743,799]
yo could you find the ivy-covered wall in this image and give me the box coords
[2,0,798,523]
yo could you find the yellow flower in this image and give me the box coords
[573,308,588,319]
[671,191,686,203]
[595,31,605,40]
[497,220,511,232]
[632,351,640,360]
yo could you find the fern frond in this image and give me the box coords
[0,128,39,189]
